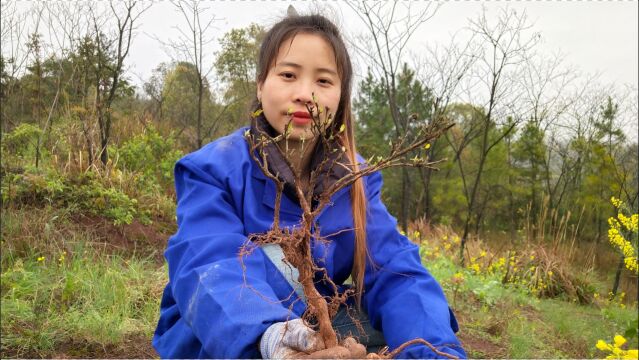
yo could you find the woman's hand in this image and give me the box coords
[260,319,368,359]
[260,319,325,359]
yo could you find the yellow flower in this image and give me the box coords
[597,336,638,359]
[424,143,431,150]
[611,196,623,208]
[37,256,45,262]
[614,335,627,348]
[451,272,465,284]
[547,271,553,276]
[469,263,481,274]
[480,250,487,257]
[624,350,638,359]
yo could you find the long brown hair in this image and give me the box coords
[253,14,368,307]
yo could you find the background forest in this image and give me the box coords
[1,1,637,358]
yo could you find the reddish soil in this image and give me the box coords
[457,332,507,358]
[1,334,158,359]
[54,334,158,359]
[70,214,175,264]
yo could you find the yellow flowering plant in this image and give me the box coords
[608,197,638,274]
[596,334,638,359]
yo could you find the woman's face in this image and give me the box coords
[257,33,341,141]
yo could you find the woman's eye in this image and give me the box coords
[318,78,332,85]
[280,72,295,79]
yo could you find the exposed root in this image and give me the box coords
[380,338,460,359]
[241,98,455,357]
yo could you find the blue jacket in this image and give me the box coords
[153,128,466,359]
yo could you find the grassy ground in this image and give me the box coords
[1,206,168,358]
[428,255,636,358]
[1,205,637,358]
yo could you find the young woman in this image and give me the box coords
[153,13,465,359]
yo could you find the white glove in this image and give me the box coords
[260,318,325,359]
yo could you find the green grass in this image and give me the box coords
[424,251,638,358]
[1,244,166,358]
[1,205,636,358]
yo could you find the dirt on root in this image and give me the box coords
[70,213,175,264]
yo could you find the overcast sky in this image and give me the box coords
[127,1,638,91]
[8,0,638,139]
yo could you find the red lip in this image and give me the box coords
[292,111,311,118]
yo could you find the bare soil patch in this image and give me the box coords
[1,334,158,359]
[457,332,507,358]
[70,214,175,264]
[54,334,158,359]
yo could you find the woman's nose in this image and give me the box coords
[293,80,314,104]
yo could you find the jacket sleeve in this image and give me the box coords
[363,171,466,359]
[164,156,295,358]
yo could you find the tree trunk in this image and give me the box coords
[197,77,203,149]
[611,254,624,297]
[459,216,472,266]
[400,167,409,234]
[422,167,433,221]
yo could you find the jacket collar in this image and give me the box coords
[248,115,353,212]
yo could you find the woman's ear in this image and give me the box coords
[257,82,263,103]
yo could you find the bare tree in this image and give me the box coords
[413,33,480,220]
[1,1,38,132]
[347,1,440,232]
[33,2,88,168]
[455,7,540,263]
[512,50,577,239]
[154,0,219,150]
[88,0,150,165]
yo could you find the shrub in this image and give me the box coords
[2,168,137,226]
[1,123,42,161]
[112,126,183,191]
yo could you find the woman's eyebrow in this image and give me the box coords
[277,61,337,76]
